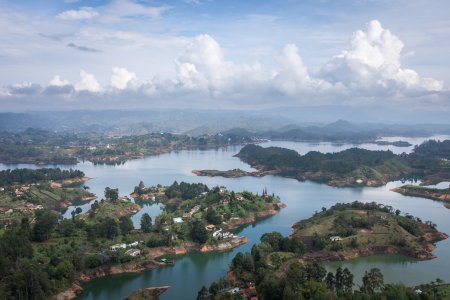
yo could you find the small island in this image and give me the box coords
[371,140,412,147]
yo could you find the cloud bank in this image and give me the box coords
[0,20,447,110]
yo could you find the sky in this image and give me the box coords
[1,0,450,114]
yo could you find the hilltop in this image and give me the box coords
[292,202,447,261]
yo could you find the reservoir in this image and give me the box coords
[1,136,449,299]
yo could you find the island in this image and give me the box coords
[197,201,448,300]
[193,140,450,187]
[371,140,412,147]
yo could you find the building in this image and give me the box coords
[0,207,13,214]
[110,243,127,251]
[330,236,343,242]
[190,205,201,215]
[125,249,141,257]
[205,224,216,231]
[173,217,183,224]
[127,241,139,247]
[213,229,223,238]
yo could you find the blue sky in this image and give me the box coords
[0,0,449,112]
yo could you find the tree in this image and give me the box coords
[54,260,76,281]
[324,272,335,290]
[32,209,58,242]
[0,229,33,261]
[192,221,209,244]
[134,181,146,195]
[342,267,354,293]
[3,258,51,300]
[140,213,152,233]
[209,281,220,296]
[197,286,208,300]
[305,261,326,282]
[119,216,134,235]
[205,208,221,225]
[261,231,283,251]
[84,255,102,269]
[104,187,119,202]
[101,218,120,240]
[335,267,344,292]
[91,200,99,211]
[300,280,327,299]
[232,252,254,273]
[258,274,286,300]
[59,219,76,237]
[361,267,384,293]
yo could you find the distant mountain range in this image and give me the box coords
[1,110,450,139]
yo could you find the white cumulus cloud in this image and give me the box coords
[272,44,313,94]
[176,34,266,96]
[320,20,443,94]
[75,69,101,92]
[111,67,138,90]
[49,75,70,86]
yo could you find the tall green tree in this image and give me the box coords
[361,267,384,293]
[140,213,152,233]
[192,221,208,244]
[104,187,119,202]
[101,218,120,240]
[119,216,134,235]
[32,209,58,242]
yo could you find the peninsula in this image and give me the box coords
[0,169,285,299]
[0,129,257,165]
[193,140,450,187]
[292,201,447,261]
[391,185,450,203]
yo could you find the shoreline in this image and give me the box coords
[223,203,286,231]
[299,240,447,264]
[11,142,258,167]
[192,168,399,188]
[55,236,249,300]
[391,186,450,203]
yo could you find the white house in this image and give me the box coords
[110,243,127,251]
[127,241,139,247]
[173,217,183,224]
[213,229,222,238]
[330,236,343,242]
[125,249,141,257]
